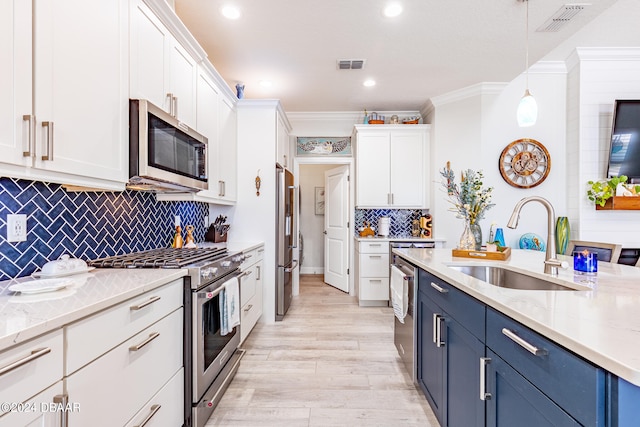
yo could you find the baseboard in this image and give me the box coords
[300,266,323,275]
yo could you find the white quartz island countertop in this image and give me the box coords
[393,247,640,387]
[0,268,187,351]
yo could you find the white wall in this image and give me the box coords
[427,66,568,250]
[568,48,640,247]
[298,164,334,274]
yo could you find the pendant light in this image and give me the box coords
[517,0,537,127]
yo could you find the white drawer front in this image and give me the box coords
[360,278,390,300]
[66,279,182,374]
[358,241,388,253]
[125,368,184,427]
[0,329,63,410]
[358,253,389,277]
[240,264,257,307]
[0,381,63,427]
[67,308,183,427]
[241,293,262,343]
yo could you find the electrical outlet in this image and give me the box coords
[175,215,180,226]
[7,214,27,242]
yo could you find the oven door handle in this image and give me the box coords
[196,273,241,300]
[238,270,252,279]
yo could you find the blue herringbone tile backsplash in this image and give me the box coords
[0,178,208,281]
[355,209,424,237]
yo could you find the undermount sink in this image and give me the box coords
[448,265,583,291]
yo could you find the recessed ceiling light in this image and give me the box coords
[383,2,403,18]
[221,5,241,20]
[363,80,376,87]
[259,80,273,88]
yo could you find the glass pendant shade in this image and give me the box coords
[517,89,537,127]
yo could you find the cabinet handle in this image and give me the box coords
[238,270,253,279]
[172,95,178,118]
[22,114,34,157]
[501,328,548,356]
[430,282,449,293]
[479,357,492,401]
[129,332,160,352]
[244,304,253,313]
[369,244,382,247]
[256,266,261,280]
[130,295,161,311]
[41,121,54,161]
[391,193,394,204]
[0,347,51,377]
[218,180,225,197]
[54,394,69,427]
[436,315,445,347]
[369,255,382,259]
[133,404,161,427]
[166,92,174,116]
[283,154,287,167]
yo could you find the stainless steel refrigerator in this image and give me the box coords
[276,164,298,321]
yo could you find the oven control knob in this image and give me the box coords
[201,268,211,279]
[210,267,218,275]
[221,261,231,268]
[232,255,245,263]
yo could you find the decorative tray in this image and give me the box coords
[452,247,511,261]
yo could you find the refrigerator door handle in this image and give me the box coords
[288,185,298,248]
[284,260,299,273]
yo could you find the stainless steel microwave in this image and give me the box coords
[129,99,208,192]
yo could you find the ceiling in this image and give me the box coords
[174,0,622,112]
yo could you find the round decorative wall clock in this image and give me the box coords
[499,138,551,188]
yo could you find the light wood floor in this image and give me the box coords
[206,274,439,426]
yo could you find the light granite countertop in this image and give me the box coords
[393,247,640,386]
[0,268,187,351]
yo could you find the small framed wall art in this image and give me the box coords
[314,187,325,215]
[296,137,351,156]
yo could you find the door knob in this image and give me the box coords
[323,231,327,235]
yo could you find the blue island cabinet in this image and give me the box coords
[415,267,621,427]
[417,269,485,427]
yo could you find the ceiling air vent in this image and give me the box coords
[536,3,589,32]
[337,59,366,70]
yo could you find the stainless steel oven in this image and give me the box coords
[191,269,245,427]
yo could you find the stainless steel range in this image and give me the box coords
[89,247,247,427]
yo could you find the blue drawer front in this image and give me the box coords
[486,308,605,426]
[418,269,485,341]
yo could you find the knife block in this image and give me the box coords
[214,231,227,243]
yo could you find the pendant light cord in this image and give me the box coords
[525,0,530,89]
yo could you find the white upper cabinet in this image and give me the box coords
[276,112,291,168]
[0,0,128,190]
[355,124,430,208]
[215,95,238,202]
[130,0,197,129]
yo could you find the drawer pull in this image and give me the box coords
[369,255,382,259]
[129,332,160,352]
[430,282,449,293]
[502,328,548,356]
[256,266,261,280]
[244,304,253,313]
[130,295,161,311]
[0,347,51,377]
[480,357,492,401]
[133,404,161,427]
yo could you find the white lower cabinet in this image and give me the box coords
[66,308,183,426]
[0,329,64,422]
[0,381,64,427]
[355,241,390,306]
[64,279,184,426]
[240,245,264,344]
[125,367,184,427]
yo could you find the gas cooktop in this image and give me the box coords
[88,247,229,269]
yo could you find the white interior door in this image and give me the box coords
[324,165,349,293]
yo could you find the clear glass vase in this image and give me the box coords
[470,222,482,251]
[458,219,475,250]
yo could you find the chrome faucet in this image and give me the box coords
[507,196,567,276]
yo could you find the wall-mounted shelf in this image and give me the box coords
[596,196,640,210]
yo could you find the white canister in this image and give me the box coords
[378,217,390,237]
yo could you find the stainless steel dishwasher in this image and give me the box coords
[390,241,435,383]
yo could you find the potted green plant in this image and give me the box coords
[587,175,628,207]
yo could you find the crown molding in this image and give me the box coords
[430,82,508,108]
[566,47,640,73]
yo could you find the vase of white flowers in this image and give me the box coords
[441,162,495,250]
